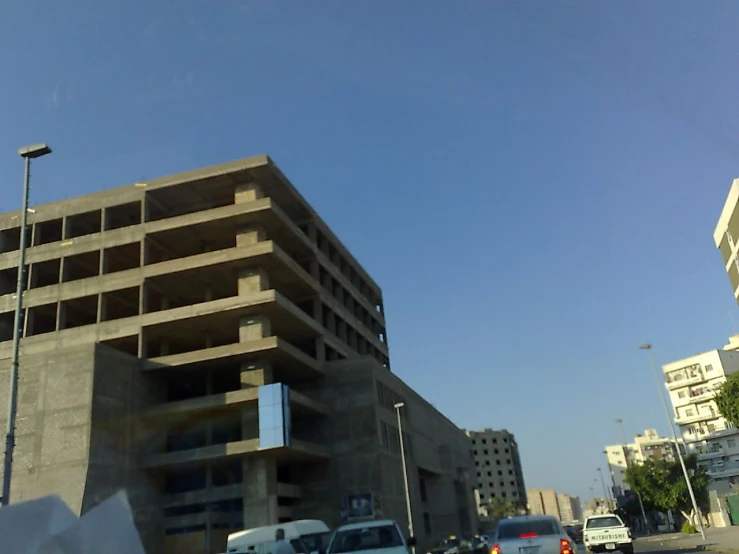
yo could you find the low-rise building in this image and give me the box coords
[466,429,527,515]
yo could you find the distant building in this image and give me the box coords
[662,341,739,491]
[466,429,527,515]
[527,488,581,523]
[604,429,684,495]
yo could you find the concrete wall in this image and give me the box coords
[0,343,164,553]
[302,357,477,553]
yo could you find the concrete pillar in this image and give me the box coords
[139,283,148,315]
[235,182,263,204]
[22,307,33,337]
[140,238,149,267]
[138,329,147,358]
[239,315,271,343]
[240,361,273,388]
[97,293,106,322]
[56,303,66,331]
[242,457,278,528]
[236,225,267,248]
[238,268,269,295]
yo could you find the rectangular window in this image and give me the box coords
[728,439,736,448]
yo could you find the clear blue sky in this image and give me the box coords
[2,0,739,503]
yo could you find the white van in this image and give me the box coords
[225,520,331,554]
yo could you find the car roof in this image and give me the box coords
[499,515,559,523]
[336,520,398,531]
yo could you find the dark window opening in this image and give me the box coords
[60,295,98,329]
[102,242,140,274]
[66,210,102,238]
[30,259,61,289]
[34,218,63,246]
[62,251,100,282]
[165,467,206,494]
[26,304,57,336]
[101,287,139,321]
[105,202,142,230]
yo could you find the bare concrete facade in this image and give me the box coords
[0,155,475,553]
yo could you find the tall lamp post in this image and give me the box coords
[639,344,705,540]
[1,143,52,507]
[394,402,415,551]
[614,418,650,535]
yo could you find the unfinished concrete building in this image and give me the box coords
[0,155,477,553]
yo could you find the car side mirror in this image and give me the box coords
[407,537,417,547]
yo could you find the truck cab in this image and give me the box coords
[583,514,632,554]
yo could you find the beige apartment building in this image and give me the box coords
[527,488,581,524]
[0,155,477,553]
[466,429,527,514]
[604,429,684,496]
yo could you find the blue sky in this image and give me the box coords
[2,0,739,503]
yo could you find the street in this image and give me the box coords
[571,537,732,554]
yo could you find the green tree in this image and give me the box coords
[624,455,709,527]
[715,372,739,428]
[484,497,519,520]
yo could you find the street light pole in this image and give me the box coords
[596,468,610,503]
[394,402,415,552]
[639,344,706,540]
[614,418,650,535]
[1,143,51,507]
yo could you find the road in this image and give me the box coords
[573,539,706,554]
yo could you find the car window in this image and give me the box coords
[497,520,559,539]
[585,517,622,529]
[329,525,404,553]
[302,533,329,552]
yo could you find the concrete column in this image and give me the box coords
[99,249,108,275]
[56,302,66,331]
[239,315,271,343]
[30,223,37,248]
[141,197,150,223]
[242,457,278,528]
[234,182,264,204]
[139,283,148,315]
[97,293,106,322]
[240,361,273,388]
[238,268,269,295]
[22,308,33,337]
[140,238,149,267]
[138,329,147,358]
[236,225,267,248]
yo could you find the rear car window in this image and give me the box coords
[329,525,404,553]
[497,520,559,539]
[586,517,622,529]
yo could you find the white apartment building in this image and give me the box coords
[663,344,739,490]
[604,429,682,495]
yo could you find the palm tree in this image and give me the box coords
[484,497,519,520]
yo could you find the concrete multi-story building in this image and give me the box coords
[0,155,477,553]
[662,344,739,491]
[466,429,527,514]
[527,489,581,523]
[604,429,684,496]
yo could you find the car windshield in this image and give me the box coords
[303,532,329,552]
[586,517,622,529]
[497,520,559,540]
[330,525,404,553]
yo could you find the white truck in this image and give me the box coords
[583,514,633,554]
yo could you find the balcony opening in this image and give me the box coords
[0,227,30,254]
[102,335,139,357]
[101,287,140,321]
[167,371,207,401]
[147,226,236,262]
[59,295,98,329]
[62,251,100,282]
[104,202,141,231]
[212,460,243,486]
[166,424,207,452]
[66,210,102,239]
[165,467,206,494]
[211,366,241,394]
[290,337,317,359]
[212,414,242,445]
[33,218,63,246]
[30,259,61,289]
[26,303,57,336]
[102,242,140,274]
[0,312,13,342]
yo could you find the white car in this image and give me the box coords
[326,519,416,554]
[489,515,575,554]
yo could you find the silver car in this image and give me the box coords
[490,515,574,554]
